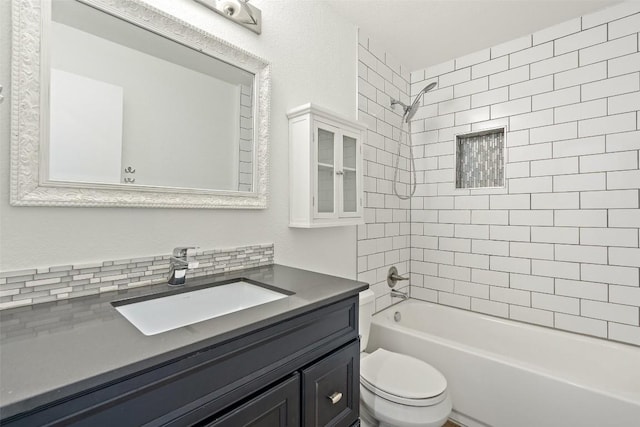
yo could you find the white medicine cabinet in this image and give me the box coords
[288,104,366,228]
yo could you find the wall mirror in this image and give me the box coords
[11,0,270,208]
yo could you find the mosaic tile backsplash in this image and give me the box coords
[0,244,274,310]
[456,129,505,189]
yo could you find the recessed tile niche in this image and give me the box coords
[455,127,505,189]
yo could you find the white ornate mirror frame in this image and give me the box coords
[10,0,270,209]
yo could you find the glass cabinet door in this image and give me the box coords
[316,126,335,215]
[341,134,358,214]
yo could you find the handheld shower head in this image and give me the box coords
[405,81,437,122]
[390,81,438,200]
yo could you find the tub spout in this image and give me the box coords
[390,289,409,300]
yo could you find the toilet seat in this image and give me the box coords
[360,348,448,407]
[360,376,448,407]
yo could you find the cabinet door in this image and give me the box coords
[205,374,300,427]
[338,130,361,218]
[302,340,359,427]
[314,121,339,219]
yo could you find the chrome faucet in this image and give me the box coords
[387,266,410,301]
[390,289,409,300]
[387,266,409,287]
[168,246,199,286]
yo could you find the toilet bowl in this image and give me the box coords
[359,290,452,427]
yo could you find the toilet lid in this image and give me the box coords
[360,348,447,400]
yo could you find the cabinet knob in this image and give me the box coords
[327,391,343,405]
[335,170,344,176]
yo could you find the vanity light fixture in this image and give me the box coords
[193,0,262,34]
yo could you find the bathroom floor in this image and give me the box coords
[444,421,461,427]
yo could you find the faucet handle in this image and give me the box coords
[387,266,409,287]
[172,246,199,257]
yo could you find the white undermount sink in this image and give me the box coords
[114,280,289,336]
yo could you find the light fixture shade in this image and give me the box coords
[193,0,262,34]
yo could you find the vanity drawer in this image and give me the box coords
[204,374,300,427]
[302,340,359,427]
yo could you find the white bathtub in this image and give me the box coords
[366,300,640,427]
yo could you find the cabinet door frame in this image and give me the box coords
[302,340,360,427]
[337,127,362,220]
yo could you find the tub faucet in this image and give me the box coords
[390,289,409,300]
[168,246,199,286]
[387,266,409,287]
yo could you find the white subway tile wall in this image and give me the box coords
[238,84,254,191]
[407,2,640,346]
[358,30,412,312]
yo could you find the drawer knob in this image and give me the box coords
[327,391,343,405]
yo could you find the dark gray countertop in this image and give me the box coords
[0,264,368,419]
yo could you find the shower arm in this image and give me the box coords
[390,98,410,116]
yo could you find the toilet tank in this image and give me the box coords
[359,289,375,351]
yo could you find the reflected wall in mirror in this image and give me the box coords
[49,0,254,191]
[11,0,270,208]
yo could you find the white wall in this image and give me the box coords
[408,2,640,346]
[49,68,124,183]
[0,0,358,279]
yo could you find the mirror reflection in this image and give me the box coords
[48,0,255,192]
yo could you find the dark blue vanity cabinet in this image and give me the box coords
[207,339,359,427]
[0,296,360,427]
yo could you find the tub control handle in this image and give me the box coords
[387,266,409,287]
[327,391,342,405]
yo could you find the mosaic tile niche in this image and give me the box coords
[455,128,505,189]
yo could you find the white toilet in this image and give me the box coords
[359,289,452,427]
